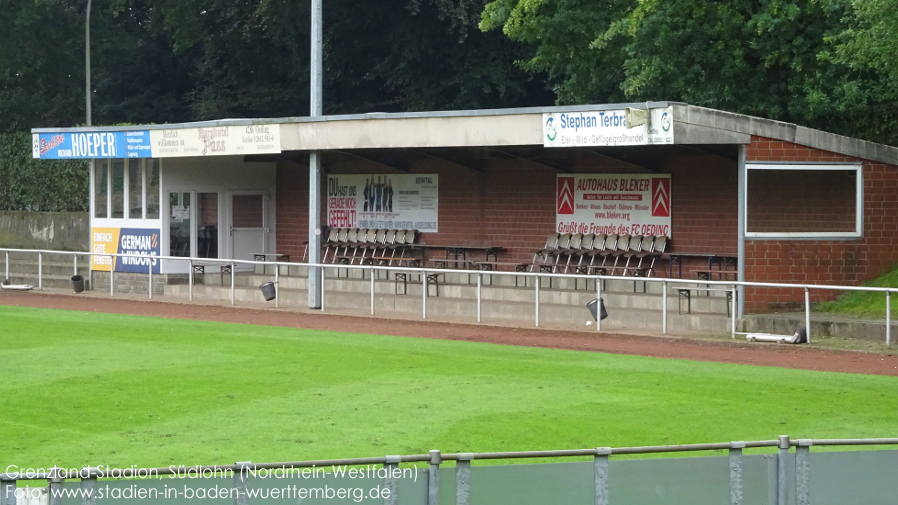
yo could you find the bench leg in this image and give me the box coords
[395,273,407,295]
[677,289,691,315]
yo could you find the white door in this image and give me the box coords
[230,192,268,270]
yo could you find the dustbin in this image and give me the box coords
[586,298,608,321]
[259,281,277,301]
[71,275,85,294]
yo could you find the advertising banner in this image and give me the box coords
[33,125,280,159]
[91,227,161,273]
[33,131,152,159]
[149,125,281,157]
[556,174,671,237]
[543,107,673,147]
[327,174,438,232]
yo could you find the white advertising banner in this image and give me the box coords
[556,174,671,237]
[543,107,673,147]
[149,124,281,157]
[327,174,439,232]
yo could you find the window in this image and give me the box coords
[111,160,125,219]
[94,161,108,218]
[129,159,143,219]
[745,163,863,238]
[146,160,160,219]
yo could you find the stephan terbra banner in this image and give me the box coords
[33,125,281,159]
[556,174,671,237]
[543,107,673,147]
[327,174,438,232]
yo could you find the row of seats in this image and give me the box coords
[532,233,668,277]
[323,228,419,266]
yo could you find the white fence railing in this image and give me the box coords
[2,248,896,346]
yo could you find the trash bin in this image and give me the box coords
[586,298,608,321]
[259,281,277,301]
[71,275,85,294]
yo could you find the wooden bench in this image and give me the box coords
[192,262,233,286]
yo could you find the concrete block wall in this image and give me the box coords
[91,271,166,295]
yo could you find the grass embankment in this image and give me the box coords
[1,305,896,469]
[817,264,898,317]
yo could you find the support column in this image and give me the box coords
[307,0,323,309]
[737,145,746,319]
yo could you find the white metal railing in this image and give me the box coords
[2,247,896,346]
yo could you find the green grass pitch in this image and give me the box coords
[1,305,896,469]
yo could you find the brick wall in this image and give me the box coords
[744,135,898,311]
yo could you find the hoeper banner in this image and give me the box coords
[327,174,438,232]
[91,227,161,273]
[556,174,671,237]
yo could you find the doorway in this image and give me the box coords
[168,191,220,259]
[230,192,268,268]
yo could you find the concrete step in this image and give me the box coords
[742,313,897,342]
[4,273,90,290]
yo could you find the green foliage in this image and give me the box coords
[817,262,898,317]
[0,132,88,211]
[2,305,898,467]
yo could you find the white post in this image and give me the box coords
[148,261,153,299]
[109,256,114,297]
[596,275,601,332]
[275,263,280,309]
[370,267,375,315]
[231,261,235,306]
[320,265,326,311]
[886,291,892,347]
[422,270,427,320]
[535,275,540,327]
[731,287,737,339]
[476,272,482,323]
[189,259,194,302]
[38,251,43,290]
[804,287,811,344]
[4,250,8,280]
[74,254,78,276]
[662,279,668,334]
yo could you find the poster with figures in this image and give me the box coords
[327,174,438,232]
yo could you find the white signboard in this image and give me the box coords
[556,174,671,237]
[149,124,281,157]
[327,174,439,232]
[543,107,673,147]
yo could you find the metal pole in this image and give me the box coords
[476,272,482,323]
[4,251,8,280]
[109,256,114,297]
[0,478,17,505]
[427,450,441,505]
[320,265,326,311]
[455,454,472,505]
[728,442,745,505]
[370,266,375,315]
[307,0,323,310]
[804,287,811,344]
[594,447,611,505]
[731,287,737,339]
[796,439,811,505]
[596,275,601,332]
[886,291,892,347]
[74,254,78,276]
[38,251,42,289]
[188,259,194,302]
[383,456,400,505]
[535,274,540,327]
[231,261,235,306]
[777,435,790,505]
[422,270,427,320]
[736,145,746,318]
[275,263,280,309]
[148,261,152,299]
[80,468,97,505]
[662,279,668,334]
[85,0,92,126]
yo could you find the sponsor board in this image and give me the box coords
[32,125,280,159]
[326,174,438,232]
[91,227,160,273]
[33,131,152,159]
[556,174,671,237]
[543,107,673,147]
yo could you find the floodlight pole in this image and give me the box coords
[85,0,92,126]
[307,0,323,309]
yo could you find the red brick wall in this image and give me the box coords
[744,136,898,311]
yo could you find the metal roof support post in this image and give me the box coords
[737,145,746,319]
[594,447,611,505]
[729,442,745,505]
[307,0,323,309]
